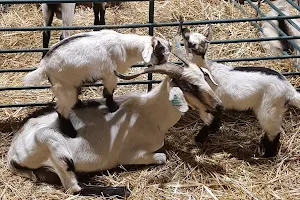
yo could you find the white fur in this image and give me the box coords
[24,30,171,118]
[8,76,190,194]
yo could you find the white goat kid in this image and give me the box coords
[179,22,300,157]
[24,30,171,138]
[8,48,223,198]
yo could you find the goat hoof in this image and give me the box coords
[195,127,210,144]
[261,133,280,158]
[58,116,77,138]
[107,103,119,113]
[195,134,208,144]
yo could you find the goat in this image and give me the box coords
[178,20,300,157]
[8,46,223,198]
[260,0,300,63]
[23,30,171,138]
[42,2,110,57]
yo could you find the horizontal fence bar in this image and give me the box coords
[1,15,300,32]
[3,36,300,54]
[2,54,300,73]
[1,70,299,91]
[2,87,300,108]
[0,80,161,91]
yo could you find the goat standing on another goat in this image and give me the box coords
[24,30,171,138]
[8,46,222,198]
[178,19,300,157]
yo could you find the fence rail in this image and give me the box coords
[0,0,299,108]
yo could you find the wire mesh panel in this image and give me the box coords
[0,0,299,109]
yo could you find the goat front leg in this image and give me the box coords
[195,110,222,143]
[103,75,119,112]
[51,81,78,138]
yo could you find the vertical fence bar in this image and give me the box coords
[148,0,154,91]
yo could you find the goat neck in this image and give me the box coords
[141,76,182,133]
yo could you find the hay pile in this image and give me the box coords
[0,1,300,199]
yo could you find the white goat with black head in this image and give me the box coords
[42,2,109,57]
[178,19,300,157]
[8,46,223,198]
[24,29,171,138]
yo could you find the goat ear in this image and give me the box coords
[142,39,157,63]
[202,24,212,42]
[201,67,218,86]
[169,86,189,113]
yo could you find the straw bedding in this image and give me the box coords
[0,1,299,199]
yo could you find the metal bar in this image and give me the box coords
[1,15,300,32]
[147,0,154,91]
[1,69,299,91]
[2,86,300,108]
[2,54,300,74]
[3,36,300,54]
[246,0,300,52]
[0,80,161,91]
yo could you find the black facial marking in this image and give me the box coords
[278,19,294,53]
[153,40,166,64]
[261,133,281,158]
[77,183,131,198]
[58,113,78,138]
[232,67,285,80]
[61,157,75,172]
[44,34,90,58]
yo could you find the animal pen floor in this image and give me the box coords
[0,1,300,199]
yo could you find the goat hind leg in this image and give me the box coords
[60,3,75,40]
[256,107,284,157]
[103,76,119,112]
[52,82,78,138]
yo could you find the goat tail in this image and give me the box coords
[289,90,300,108]
[23,67,47,85]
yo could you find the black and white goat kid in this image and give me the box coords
[178,20,300,157]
